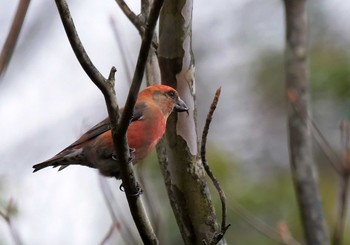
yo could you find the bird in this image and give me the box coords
[32,85,189,178]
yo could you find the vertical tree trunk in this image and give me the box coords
[157,0,220,244]
[283,0,329,244]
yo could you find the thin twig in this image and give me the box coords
[277,220,301,245]
[114,0,144,35]
[332,121,350,245]
[0,200,23,245]
[99,176,139,245]
[310,118,342,175]
[229,198,282,243]
[100,223,118,245]
[0,0,30,76]
[109,17,133,83]
[200,87,230,244]
[289,101,342,175]
[54,0,163,243]
[114,0,158,50]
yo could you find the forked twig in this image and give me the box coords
[114,0,158,49]
[114,0,144,35]
[200,87,230,244]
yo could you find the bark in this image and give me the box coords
[157,0,219,244]
[283,0,329,244]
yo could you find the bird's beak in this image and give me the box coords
[174,97,189,113]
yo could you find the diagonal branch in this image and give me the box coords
[54,0,164,243]
[200,87,230,244]
[0,0,30,77]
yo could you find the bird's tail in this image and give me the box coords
[32,148,84,173]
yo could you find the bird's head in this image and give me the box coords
[138,85,189,118]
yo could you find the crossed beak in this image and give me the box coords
[174,97,189,113]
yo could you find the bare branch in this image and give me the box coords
[114,0,158,50]
[54,0,164,243]
[200,87,230,244]
[114,0,144,35]
[0,0,30,76]
[283,0,329,244]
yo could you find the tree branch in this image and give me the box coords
[0,0,30,77]
[114,0,158,50]
[114,0,144,35]
[283,0,329,244]
[200,87,230,245]
[54,0,164,243]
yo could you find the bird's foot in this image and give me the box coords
[128,148,136,163]
[111,148,135,162]
[119,182,143,197]
[112,154,117,161]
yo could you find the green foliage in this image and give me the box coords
[252,46,350,103]
[310,47,350,99]
[142,144,350,244]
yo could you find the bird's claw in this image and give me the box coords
[112,149,135,163]
[128,148,136,163]
[119,182,143,197]
[112,154,117,161]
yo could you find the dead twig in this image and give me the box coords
[200,87,230,244]
[0,199,23,245]
[0,0,30,76]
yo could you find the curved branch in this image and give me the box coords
[200,87,230,244]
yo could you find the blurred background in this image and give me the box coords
[1,0,350,244]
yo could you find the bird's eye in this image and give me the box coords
[167,90,176,98]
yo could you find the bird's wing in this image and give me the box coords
[63,102,147,150]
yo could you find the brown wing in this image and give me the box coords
[62,102,147,150]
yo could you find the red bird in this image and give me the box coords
[33,85,188,178]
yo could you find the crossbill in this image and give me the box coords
[33,85,188,178]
